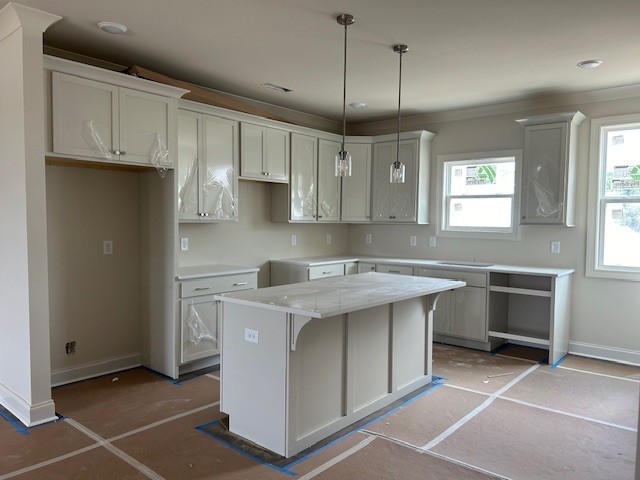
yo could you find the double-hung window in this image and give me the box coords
[587,115,640,280]
[437,150,521,239]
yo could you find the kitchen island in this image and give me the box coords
[215,272,464,457]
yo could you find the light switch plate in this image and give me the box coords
[180,237,189,251]
[291,234,297,246]
[551,241,560,254]
[326,234,332,245]
[410,235,417,246]
[244,328,259,344]
[429,236,437,248]
[103,240,113,255]
[365,234,372,245]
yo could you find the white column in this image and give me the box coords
[0,2,61,426]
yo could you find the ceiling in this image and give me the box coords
[9,0,640,122]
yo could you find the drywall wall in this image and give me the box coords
[46,165,141,376]
[349,96,640,359]
[178,180,350,287]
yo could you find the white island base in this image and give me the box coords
[217,273,464,458]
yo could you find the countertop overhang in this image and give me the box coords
[215,272,464,318]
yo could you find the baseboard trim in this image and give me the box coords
[0,382,57,427]
[51,353,142,387]
[569,341,640,367]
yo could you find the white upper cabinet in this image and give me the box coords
[372,131,433,224]
[240,122,289,182]
[177,108,239,222]
[317,139,341,222]
[516,111,585,226]
[52,71,174,168]
[289,133,318,221]
[341,143,372,222]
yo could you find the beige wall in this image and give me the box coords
[349,96,640,355]
[179,180,350,287]
[46,165,141,373]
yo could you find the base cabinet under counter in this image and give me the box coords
[177,268,258,367]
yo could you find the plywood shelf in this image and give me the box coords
[489,285,551,297]
[488,330,550,347]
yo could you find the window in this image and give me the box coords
[587,115,640,280]
[437,150,521,239]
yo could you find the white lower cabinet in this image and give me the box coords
[178,271,258,365]
[418,268,488,342]
[181,295,219,363]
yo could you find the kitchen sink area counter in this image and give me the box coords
[216,272,464,457]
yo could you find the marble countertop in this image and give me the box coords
[270,255,574,277]
[176,264,260,280]
[215,272,464,318]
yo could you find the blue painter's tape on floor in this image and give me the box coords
[551,353,569,368]
[0,406,30,435]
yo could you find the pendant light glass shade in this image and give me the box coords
[390,44,409,184]
[335,14,354,177]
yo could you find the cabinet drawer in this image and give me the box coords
[376,264,414,276]
[308,264,344,280]
[180,272,257,298]
[418,268,487,287]
[357,262,376,273]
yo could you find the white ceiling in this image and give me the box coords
[9,0,640,122]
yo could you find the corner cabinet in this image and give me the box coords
[240,122,289,182]
[516,111,585,226]
[341,142,372,222]
[177,108,239,222]
[372,131,435,224]
[50,69,184,168]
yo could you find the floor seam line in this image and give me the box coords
[205,373,220,381]
[556,365,640,383]
[107,401,220,442]
[0,444,101,480]
[494,353,539,364]
[498,395,638,432]
[442,383,491,396]
[363,430,512,480]
[296,436,376,480]
[420,363,539,451]
[66,418,166,480]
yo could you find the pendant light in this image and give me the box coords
[335,14,354,177]
[390,44,408,183]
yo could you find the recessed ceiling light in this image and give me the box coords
[98,21,128,35]
[260,82,292,93]
[349,102,366,109]
[577,59,602,69]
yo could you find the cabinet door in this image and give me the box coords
[432,290,452,335]
[240,122,265,179]
[317,139,341,222]
[451,286,487,341]
[341,143,371,222]
[521,123,568,224]
[177,110,200,220]
[372,142,394,221]
[52,72,119,159]
[201,115,239,220]
[181,296,219,364]
[119,88,171,165]
[264,127,289,181]
[290,133,317,221]
[391,140,419,222]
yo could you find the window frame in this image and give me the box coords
[586,114,640,281]
[436,150,522,240]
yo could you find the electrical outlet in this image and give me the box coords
[429,236,437,248]
[244,328,259,344]
[65,340,76,355]
[551,241,560,254]
[103,240,113,255]
[365,233,372,245]
[291,234,297,246]
[410,235,417,246]
[180,237,189,251]
[326,234,332,245]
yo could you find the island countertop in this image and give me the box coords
[215,272,464,318]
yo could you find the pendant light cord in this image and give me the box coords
[396,48,403,167]
[341,20,348,152]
